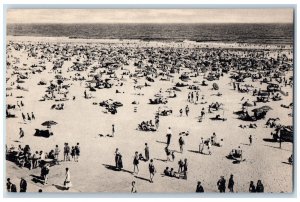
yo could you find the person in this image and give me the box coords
[199,137,204,153]
[144,143,149,161]
[115,148,123,170]
[183,158,188,180]
[31,112,35,120]
[64,143,70,161]
[75,143,80,162]
[54,145,60,164]
[22,113,26,122]
[27,113,31,121]
[256,180,264,193]
[165,146,171,161]
[196,181,204,192]
[19,128,24,139]
[71,146,76,161]
[170,168,175,177]
[64,168,72,190]
[201,108,205,118]
[166,127,172,146]
[217,176,226,193]
[20,177,27,192]
[249,135,253,145]
[7,178,12,192]
[41,164,50,185]
[249,181,256,192]
[32,151,40,168]
[185,105,189,116]
[112,124,115,137]
[288,154,293,164]
[179,137,185,153]
[178,159,184,173]
[133,151,139,174]
[228,174,234,192]
[148,159,156,183]
[10,183,17,192]
[164,167,170,176]
[179,108,183,117]
[131,181,137,193]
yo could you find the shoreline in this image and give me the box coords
[6,35,293,50]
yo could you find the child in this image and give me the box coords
[71,146,76,161]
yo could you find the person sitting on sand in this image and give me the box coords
[164,167,170,176]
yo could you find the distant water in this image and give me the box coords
[7,23,293,45]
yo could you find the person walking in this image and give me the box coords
[196,181,204,192]
[144,143,150,161]
[249,181,256,192]
[27,113,31,121]
[19,128,24,139]
[133,151,139,174]
[22,113,26,122]
[64,168,72,190]
[179,137,185,153]
[179,108,183,117]
[20,177,27,192]
[148,159,156,183]
[228,174,235,193]
[183,158,188,180]
[217,176,226,193]
[131,181,137,193]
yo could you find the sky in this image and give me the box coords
[6,9,294,24]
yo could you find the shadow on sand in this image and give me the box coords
[134,175,150,182]
[30,174,44,184]
[53,184,68,191]
[102,164,133,174]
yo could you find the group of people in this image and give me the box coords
[63,142,80,162]
[21,112,35,122]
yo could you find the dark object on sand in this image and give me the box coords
[34,129,53,138]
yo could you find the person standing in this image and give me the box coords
[20,177,27,192]
[19,128,24,139]
[249,181,256,192]
[228,174,235,193]
[115,148,123,170]
[75,143,80,162]
[196,181,204,192]
[64,143,70,161]
[27,113,31,121]
[22,113,26,122]
[10,183,17,192]
[64,168,72,190]
[6,178,12,192]
[131,181,137,193]
[256,180,264,192]
[179,137,185,153]
[217,176,226,193]
[148,159,156,183]
[133,151,139,174]
[249,135,253,145]
[54,145,60,164]
[41,164,50,185]
[112,124,115,137]
[183,158,188,180]
[31,112,35,120]
[179,108,183,117]
[185,105,189,116]
[166,127,172,146]
[144,143,150,161]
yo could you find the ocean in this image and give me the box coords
[7,23,294,45]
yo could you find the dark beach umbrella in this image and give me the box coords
[41,121,58,128]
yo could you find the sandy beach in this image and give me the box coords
[6,36,293,193]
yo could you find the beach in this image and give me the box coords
[6,36,293,193]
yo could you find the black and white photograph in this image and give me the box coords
[4,7,295,194]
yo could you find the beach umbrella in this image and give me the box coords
[41,121,58,128]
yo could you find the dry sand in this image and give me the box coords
[6,36,293,193]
